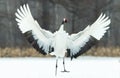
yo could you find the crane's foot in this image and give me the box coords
[61,69,70,73]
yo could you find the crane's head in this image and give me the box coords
[62,18,67,24]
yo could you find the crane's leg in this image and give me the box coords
[55,58,58,76]
[61,57,70,72]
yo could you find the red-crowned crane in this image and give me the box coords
[15,4,111,75]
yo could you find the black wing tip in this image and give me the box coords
[71,36,98,59]
[66,49,70,57]
[23,30,47,55]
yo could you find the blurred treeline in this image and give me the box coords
[0,0,120,56]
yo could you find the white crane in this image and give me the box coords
[15,4,111,75]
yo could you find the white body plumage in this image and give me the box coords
[51,25,70,57]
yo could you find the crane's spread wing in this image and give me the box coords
[15,4,54,55]
[68,13,111,59]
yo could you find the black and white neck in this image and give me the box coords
[59,18,67,31]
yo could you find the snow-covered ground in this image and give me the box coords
[0,56,119,78]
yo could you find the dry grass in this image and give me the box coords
[0,47,48,57]
[83,47,120,57]
[0,47,120,57]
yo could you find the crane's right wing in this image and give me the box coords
[15,4,54,55]
[68,13,111,59]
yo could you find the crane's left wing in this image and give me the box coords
[15,4,54,55]
[68,13,111,59]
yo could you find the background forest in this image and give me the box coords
[0,0,120,57]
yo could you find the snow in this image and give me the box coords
[0,56,119,78]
